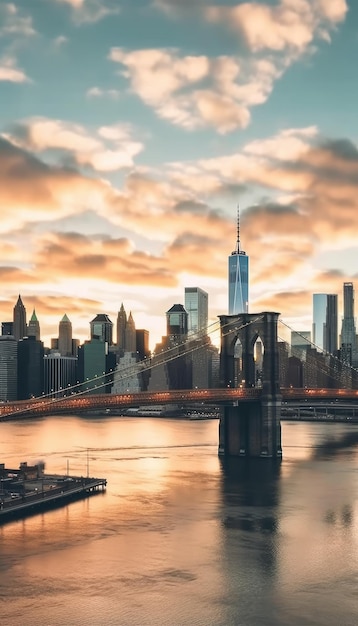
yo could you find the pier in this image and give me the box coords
[0,461,107,524]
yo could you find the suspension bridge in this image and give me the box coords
[2,311,358,459]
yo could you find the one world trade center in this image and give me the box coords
[228,206,249,314]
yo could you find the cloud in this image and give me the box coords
[53,0,120,24]
[0,3,37,38]
[0,135,109,230]
[86,86,120,99]
[0,56,31,83]
[53,35,68,47]
[109,48,283,133]
[206,0,348,53]
[5,117,144,172]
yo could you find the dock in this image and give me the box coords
[0,461,107,524]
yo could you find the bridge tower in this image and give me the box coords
[218,312,282,459]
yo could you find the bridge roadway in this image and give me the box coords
[1,387,358,420]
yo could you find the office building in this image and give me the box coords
[166,304,188,340]
[90,314,113,345]
[13,295,27,341]
[228,206,249,314]
[124,312,136,353]
[291,331,311,360]
[77,338,114,394]
[0,336,18,401]
[43,352,77,397]
[312,294,338,353]
[185,287,208,337]
[58,314,73,356]
[17,336,44,399]
[27,309,40,341]
[116,303,127,357]
[340,282,357,365]
[1,322,13,336]
[136,329,150,361]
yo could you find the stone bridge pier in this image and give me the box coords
[218,312,282,459]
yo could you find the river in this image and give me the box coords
[1,415,358,625]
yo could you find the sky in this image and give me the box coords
[0,0,357,350]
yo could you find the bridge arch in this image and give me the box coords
[218,312,282,459]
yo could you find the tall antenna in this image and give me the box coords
[236,203,240,253]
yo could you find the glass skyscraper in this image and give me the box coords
[312,293,338,354]
[340,282,357,365]
[228,207,249,314]
[185,287,208,337]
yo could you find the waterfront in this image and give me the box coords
[1,416,358,625]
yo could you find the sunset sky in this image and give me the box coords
[0,0,357,349]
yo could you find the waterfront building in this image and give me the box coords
[13,295,27,342]
[0,336,18,401]
[27,310,40,341]
[185,287,208,337]
[17,336,44,399]
[43,352,77,397]
[90,314,113,345]
[312,293,338,353]
[340,282,357,366]
[228,206,249,314]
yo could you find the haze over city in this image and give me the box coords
[1,0,357,349]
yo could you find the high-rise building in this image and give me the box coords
[0,335,18,401]
[27,309,40,341]
[78,338,109,394]
[291,331,311,360]
[312,294,338,353]
[166,304,188,340]
[90,314,113,345]
[340,282,357,365]
[13,295,27,341]
[124,312,136,352]
[116,303,127,356]
[136,329,150,361]
[228,206,249,314]
[185,287,208,337]
[58,314,73,356]
[17,336,44,399]
[1,322,13,336]
[43,352,77,397]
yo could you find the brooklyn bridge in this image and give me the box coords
[2,312,357,459]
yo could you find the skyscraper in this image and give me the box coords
[116,303,127,356]
[90,314,113,345]
[166,304,188,340]
[124,312,136,352]
[312,293,338,353]
[185,287,208,337]
[228,206,249,314]
[340,282,357,365]
[13,295,27,341]
[58,314,73,356]
[0,335,18,401]
[27,309,40,341]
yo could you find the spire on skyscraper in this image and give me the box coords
[13,294,27,341]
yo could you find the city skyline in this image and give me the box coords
[1,0,357,349]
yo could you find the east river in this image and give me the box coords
[1,415,358,625]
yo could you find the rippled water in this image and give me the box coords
[1,416,358,625]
